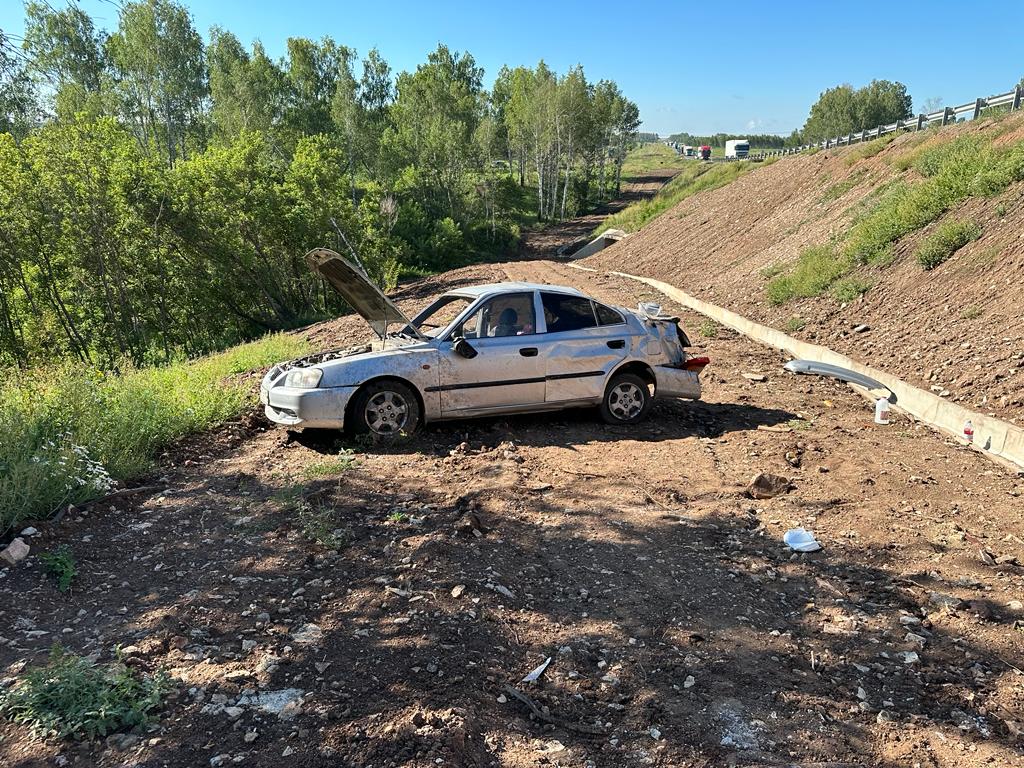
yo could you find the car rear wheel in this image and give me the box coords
[351,380,421,438]
[599,373,652,425]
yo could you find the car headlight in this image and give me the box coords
[284,367,323,388]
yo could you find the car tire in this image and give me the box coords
[599,372,652,425]
[350,380,421,438]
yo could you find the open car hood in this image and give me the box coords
[305,248,424,340]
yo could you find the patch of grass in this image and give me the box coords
[788,418,812,430]
[805,146,821,156]
[766,246,852,305]
[297,501,348,549]
[600,161,753,234]
[39,546,76,592]
[783,316,806,332]
[0,646,170,739]
[620,143,691,180]
[820,169,867,202]
[916,219,982,270]
[844,134,895,166]
[961,305,982,320]
[698,319,719,339]
[996,202,1007,217]
[831,277,872,302]
[0,333,308,535]
[388,511,408,523]
[302,450,359,479]
[760,263,784,279]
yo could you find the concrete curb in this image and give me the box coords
[585,266,1024,472]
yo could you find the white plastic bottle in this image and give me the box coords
[874,398,891,425]
[964,420,974,444]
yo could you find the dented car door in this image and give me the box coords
[435,292,546,414]
[540,292,629,403]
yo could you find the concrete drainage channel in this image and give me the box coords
[569,263,1024,473]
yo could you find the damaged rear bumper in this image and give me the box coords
[654,365,702,400]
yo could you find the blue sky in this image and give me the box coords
[3,0,1023,136]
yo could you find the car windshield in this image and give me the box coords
[405,294,475,337]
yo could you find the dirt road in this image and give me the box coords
[516,169,678,260]
[2,261,1023,768]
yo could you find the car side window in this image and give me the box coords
[595,302,625,326]
[541,293,599,333]
[458,293,537,339]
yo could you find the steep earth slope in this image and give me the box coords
[585,115,1024,425]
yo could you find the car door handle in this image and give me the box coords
[607,339,625,349]
[519,347,538,357]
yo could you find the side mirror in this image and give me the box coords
[453,336,478,359]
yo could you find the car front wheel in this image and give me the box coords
[599,373,652,425]
[351,380,421,437]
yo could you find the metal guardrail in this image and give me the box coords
[684,83,1024,162]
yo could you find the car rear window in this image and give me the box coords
[595,302,624,326]
[541,293,598,332]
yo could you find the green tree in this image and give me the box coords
[0,30,34,137]
[106,0,207,165]
[207,28,285,139]
[385,44,484,217]
[801,80,912,143]
[23,2,107,120]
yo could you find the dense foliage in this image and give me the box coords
[0,0,640,367]
[793,80,913,145]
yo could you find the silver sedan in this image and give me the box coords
[260,249,709,436]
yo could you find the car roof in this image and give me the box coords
[445,282,588,299]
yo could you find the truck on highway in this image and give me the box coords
[698,145,712,161]
[682,145,696,158]
[725,139,750,159]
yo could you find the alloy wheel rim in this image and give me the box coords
[365,390,409,434]
[609,382,644,420]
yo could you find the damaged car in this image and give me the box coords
[260,248,709,436]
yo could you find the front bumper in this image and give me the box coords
[260,381,359,429]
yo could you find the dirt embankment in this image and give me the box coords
[584,116,1024,425]
[2,262,1023,768]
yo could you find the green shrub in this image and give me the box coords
[303,450,359,478]
[783,316,806,332]
[916,219,982,270]
[766,246,851,305]
[0,647,170,739]
[961,305,982,319]
[844,135,895,166]
[820,169,867,202]
[600,161,752,234]
[832,277,872,302]
[0,333,308,534]
[698,319,719,339]
[39,546,77,592]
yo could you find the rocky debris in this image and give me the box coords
[236,688,304,719]
[741,372,766,382]
[454,511,488,537]
[747,473,791,499]
[290,623,323,645]
[0,538,29,567]
[19,527,38,537]
[929,592,963,610]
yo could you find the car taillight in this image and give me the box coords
[683,356,710,372]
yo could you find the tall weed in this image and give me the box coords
[0,333,307,533]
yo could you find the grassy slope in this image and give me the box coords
[601,157,763,234]
[0,333,308,534]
